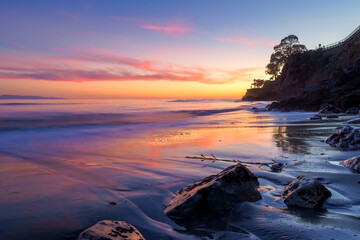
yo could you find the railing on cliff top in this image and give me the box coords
[316,24,360,51]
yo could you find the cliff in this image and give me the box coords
[242,25,360,107]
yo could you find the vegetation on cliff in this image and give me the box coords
[243,25,360,110]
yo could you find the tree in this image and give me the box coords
[266,35,307,79]
[251,79,265,88]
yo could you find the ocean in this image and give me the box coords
[0,99,359,239]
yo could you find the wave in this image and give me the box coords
[0,106,244,131]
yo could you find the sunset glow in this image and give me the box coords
[1,0,359,98]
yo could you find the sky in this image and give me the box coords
[0,0,360,99]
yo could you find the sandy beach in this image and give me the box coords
[0,99,359,239]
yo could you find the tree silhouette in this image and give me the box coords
[266,35,307,79]
[251,79,265,88]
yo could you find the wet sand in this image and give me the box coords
[0,99,359,239]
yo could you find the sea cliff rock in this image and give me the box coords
[318,103,342,114]
[77,220,145,240]
[164,164,262,219]
[325,126,360,150]
[343,156,360,173]
[346,118,360,124]
[282,175,331,209]
[345,107,359,115]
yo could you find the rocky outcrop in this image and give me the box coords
[318,103,342,114]
[242,80,277,101]
[243,26,360,112]
[282,175,331,208]
[347,118,360,124]
[77,220,145,240]
[325,126,360,150]
[345,107,359,115]
[343,156,360,173]
[164,164,262,219]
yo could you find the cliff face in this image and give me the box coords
[242,26,360,103]
[275,31,360,101]
[241,81,276,101]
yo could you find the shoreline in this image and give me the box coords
[0,100,359,239]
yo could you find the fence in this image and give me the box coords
[316,24,360,51]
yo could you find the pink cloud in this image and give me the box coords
[141,23,194,36]
[0,48,262,84]
[216,36,276,47]
[111,16,193,36]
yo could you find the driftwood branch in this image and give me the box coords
[185,154,286,172]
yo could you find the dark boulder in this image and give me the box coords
[164,164,262,219]
[77,220,145,240]
[346,118,360,124]
[282,175,331,209]
[325,126,360,150]
[345,107,359,115]
[319,103,342,114]
[343,156,360,173]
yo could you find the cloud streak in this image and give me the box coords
[111,16,193,36]
[0,47,262,84]
[141,23,193,36]
[216,36,275,47]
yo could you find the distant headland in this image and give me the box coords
[242,24,360,113]
[0,95,64,100]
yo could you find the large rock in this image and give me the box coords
[343,156,360,173]
[164,164,262,219]
[77,220,145,240]
[325,126,360,150]
[282,175,331,209]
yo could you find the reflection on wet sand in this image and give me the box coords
[0,99,359,239]
[272,126,311,154]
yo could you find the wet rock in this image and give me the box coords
[282,175,331,208]
[347,118,360,124]
[343,156,360,173]
[77,220,145,240]
[345,107,359,115]
[108,201,117,205]
[310,115,322,120]
[164,163,262,219]
[270,162,285,172]
[325,126,360,150]
[251,107,267,112]
[319,103,342,114]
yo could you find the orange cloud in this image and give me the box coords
[0,47,264,85]
[141,23,194,36]
[216,36,275,47]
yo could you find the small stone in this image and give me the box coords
[310,115,322,120]
[108,201,117,205]
[270,162,285,172]
[77,220,145,240]
[343,156,360,173]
